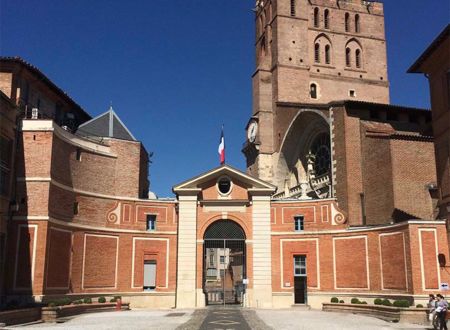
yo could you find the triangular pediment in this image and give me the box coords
[172,164,277,195]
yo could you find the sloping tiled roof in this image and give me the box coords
[408,24,450,73]
[0,56,91,120]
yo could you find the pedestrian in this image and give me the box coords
[430,294,438,320]
[436,294,448,330]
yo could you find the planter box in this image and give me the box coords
[42,303,130,323]
[0,307,42,326]
[322,303,428,324]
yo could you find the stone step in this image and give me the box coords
[291,304,311,310]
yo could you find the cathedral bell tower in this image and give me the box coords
[243,0,390,186]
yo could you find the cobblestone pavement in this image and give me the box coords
[198,307,251,330]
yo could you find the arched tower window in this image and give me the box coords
[345,13,350,32]
[324,9,330,29]
[314,8,319,27]
[261,36,266,58]
[310,83,317,99]
[355,14,360,33]
[314,43,320,63]
[345,47,351,67]
[355,49,361,68]
[291,0,296,17]
[269,3,273,22]
[325,45,331,64]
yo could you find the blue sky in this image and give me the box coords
[1,1,448,197]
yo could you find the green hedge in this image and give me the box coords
[416,304,423,308]
[381,299,392,306]
[83,297,92,304]
[374,298,383,305]
[393,300,410,308]
[339,300,344,304]
[351,298,360,304]
[98,297,106,303]
[330,297,339,303]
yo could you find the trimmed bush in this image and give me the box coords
[98,297,106,303]
[114,296,122,300]
[374,298,383,305]
[381,299,392,306]
[48,302,56,307]
[330,297,339,303]
[72,300,83,305]
[83,297,92,304]
[351,298,360,304]
[416,304,423,308]
[110,298,117,303]
[393,300,410,308]
[339,300,345,304]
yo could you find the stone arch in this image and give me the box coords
[203,220,246,240]
[276,110,331,198]
[314,34,332,64]
[345,38,363,69]
[199,214,250,240]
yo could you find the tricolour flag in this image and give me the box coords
[218,126,225,165]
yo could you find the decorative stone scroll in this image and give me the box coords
[106,201,121,224]
[331,202,346,225]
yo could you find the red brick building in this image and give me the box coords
[2,2,449,310]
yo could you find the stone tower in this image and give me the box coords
[244,0,390,184]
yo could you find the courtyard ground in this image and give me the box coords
[8,308,434,330]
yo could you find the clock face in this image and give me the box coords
[248,121,258,143]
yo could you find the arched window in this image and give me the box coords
[314,7,319,27]
[269,3,273,22]
[345,13,350,32]
[314,43,320,63]
[324,9,330,29]
[291,0,296,17]
[355,14,360,33]
[325,45,331,64]
[310,83,317,99]
[345,47,351,67]
[355,49,361,68]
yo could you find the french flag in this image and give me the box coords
[218,126,225,165]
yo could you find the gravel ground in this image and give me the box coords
[255,310,432,330]
[9,309,434,330]
[14,310,194,330]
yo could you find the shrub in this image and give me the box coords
[381,299,392,306]
[114,296,122,300]
[110,298,117,303]
[360,301,367,304]
[330,297,339,303]
[339,300,345,304]
[374,298,383,305]
[83,297,92,304]
[98,297,106,303]
[393,300,410,308]
[72,300,83,305]
[416,304,423,308]
[351,298,360,304]
[48,302,56,307]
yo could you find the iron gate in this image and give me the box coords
[203,220,246,306]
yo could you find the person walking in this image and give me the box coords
[436,294,448,330]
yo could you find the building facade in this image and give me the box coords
[408,25,450,227]
[3,2,449,311]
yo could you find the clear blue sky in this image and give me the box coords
[1,1,448,197]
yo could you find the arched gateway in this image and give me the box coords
[203,220,246,305]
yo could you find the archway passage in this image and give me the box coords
[203,220,246,306]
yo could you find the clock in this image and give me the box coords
[247,121,258,143]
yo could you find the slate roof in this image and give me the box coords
[76,106,136,141]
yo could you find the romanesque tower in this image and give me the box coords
[244,0,390,185]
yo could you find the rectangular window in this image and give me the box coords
[76,148,82,161]
[73,202,79,215]
[146,214,156,231]
[209,253,215,267]
[294,216,304,231]
[220,255,226,264]
[294,256,306,276]
[290,0,296,16]
[143,260,156,290]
